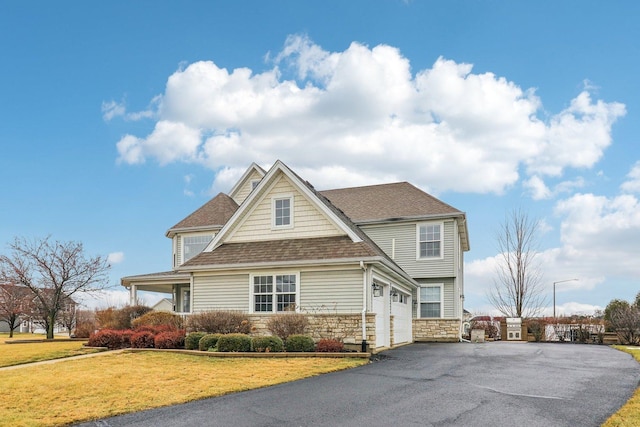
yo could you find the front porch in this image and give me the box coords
[122,271,192,314]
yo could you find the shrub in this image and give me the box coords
[252,336,284,353]
[130,330,155,348]
[155,330,186,349]
[198,333,222,351]
[185,332,207,350]
[315,338,344,352]
[96,305,152,330]
[132,311,183,330]
[266,313,309,341]
[87,329,129,350]
[528,320,545,342]
[217,334,252,352]
[74,320,96,338]
[186,311,252,334]
[285,335,315,352]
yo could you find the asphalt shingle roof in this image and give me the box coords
[320,182,463,223]
[168,193,239,232]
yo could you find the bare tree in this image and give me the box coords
[0,236,110,339]
[0,283,31,337]
[487,209,547,318]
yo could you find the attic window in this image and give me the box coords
[250,179,260,190]
[183,235,213,262]
[272,196,293,228]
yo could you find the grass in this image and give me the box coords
[0,350,367,426]
[0,333,98,368]
[603,346,640,426]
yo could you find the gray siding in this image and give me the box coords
[300,269,362,313]
[193,273,250,312]
[361,220,456,278]
[413,278,456,318]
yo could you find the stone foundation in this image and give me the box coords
[413,318,460,342]
[247,313,377,349]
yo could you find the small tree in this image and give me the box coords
[0,236,110,339]
[487,209,547,318]
[605,296,640,345]
[0,283,31,337]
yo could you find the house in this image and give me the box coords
[122,161,470,349]
[0,283,77,334]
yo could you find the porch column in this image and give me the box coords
[129,284,137,305]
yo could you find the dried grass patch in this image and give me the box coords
[603,346,640,426]
[0,351,367,426]
[0,337,97,368]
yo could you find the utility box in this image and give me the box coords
[506,318,522,341]
[471,329,485,343]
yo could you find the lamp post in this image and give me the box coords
[553,279,578,318]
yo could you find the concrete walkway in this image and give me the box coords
[0,349,120,371]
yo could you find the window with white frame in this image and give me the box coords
[273,196,293,228]
[250,179,260,190]
[252,274,297,312]
[417,223,442,259]
[419,285,442,318]
[183,235,213,262]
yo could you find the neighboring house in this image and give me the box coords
[123,161,470,349]
[151,298,174,312]
[0,283,77,334]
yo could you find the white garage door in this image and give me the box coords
[392,292,412,344]
[372,287,389,348]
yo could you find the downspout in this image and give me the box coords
[360,260,368,353]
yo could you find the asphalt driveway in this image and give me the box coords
[77,342,640,427]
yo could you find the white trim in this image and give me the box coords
[416,221,444,260]
[417,283,444,319]
[271,193,294,230]
[181,233,214,264]
[249,272,300,314]
[228,163,266,200]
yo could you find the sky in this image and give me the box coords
[1,1,639,316]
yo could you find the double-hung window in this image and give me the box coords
[272,196,293,228]
[417,223,442,259]
[419,285,442,318]
[252,274,298,313]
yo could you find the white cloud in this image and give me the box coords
[524,176,552,200]
[102,100,126,121]
[621,160,640,193]
[113,35,625,195]
[107,251,124,264]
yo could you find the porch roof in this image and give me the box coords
[121,271,190,291]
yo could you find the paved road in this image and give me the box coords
[77,343,639,427]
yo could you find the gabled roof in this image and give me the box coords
[206,160,363,250]
[320,182,463,223]
[228,162,266,201]
[166,193,238,237]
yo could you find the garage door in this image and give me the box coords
[372,286,389,348]
[392,291,412,344]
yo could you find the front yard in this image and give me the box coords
[0,333,99,368]
[0,340,367,427]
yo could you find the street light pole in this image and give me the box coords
[553,279,579,318]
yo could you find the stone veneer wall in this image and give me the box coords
[247,313,377,348]
[413,318,460,342]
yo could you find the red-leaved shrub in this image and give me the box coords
[87,329,129,350]
[130,330,155,348]
[154,330,186,349]
[315,338,344,353]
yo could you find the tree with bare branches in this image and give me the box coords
[487,209,547,318]
[0,283,31,337]
[0,236,110,339]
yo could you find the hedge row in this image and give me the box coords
[186,333,344,353]
[88,327,186,350]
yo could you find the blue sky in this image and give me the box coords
[1,1,639,315]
